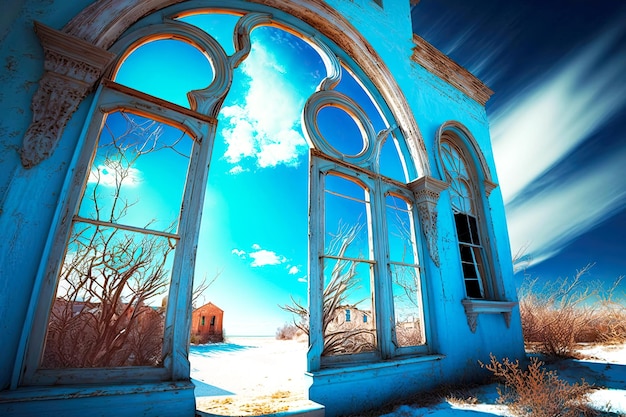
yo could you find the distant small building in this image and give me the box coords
[190,302,223,344]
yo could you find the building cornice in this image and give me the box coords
[411,34,493,106]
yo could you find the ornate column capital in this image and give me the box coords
[21,22,116,168]
[408,176,448,267]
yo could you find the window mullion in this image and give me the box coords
[307,155,324,372]
[371,179,393,359]
[163,121,216,380]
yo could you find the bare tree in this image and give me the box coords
[281,222,375,355]
[43,111,193,368]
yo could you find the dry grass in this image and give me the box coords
[196,390,308,416]
[481,354,596,417]
[519,264,626,358]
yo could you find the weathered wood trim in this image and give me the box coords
[411,34,493,105]
[434,121,497,188]
[61,0,431,176]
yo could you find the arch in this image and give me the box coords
[434,121,497,196]
[23,0,429,176]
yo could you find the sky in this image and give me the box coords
[412,0,626,291]
[106,2,626,336]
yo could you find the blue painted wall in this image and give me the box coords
[0,1,524,415]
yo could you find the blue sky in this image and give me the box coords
[412,0,626,290]
[112,2,626,335]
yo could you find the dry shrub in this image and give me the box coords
[481,354,595,417]
[275,322,306,340]
[519,264,625,357]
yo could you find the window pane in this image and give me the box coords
[465,278,483,299]
[454,213,471,243]
[79,111,193,233]
[335,66,386,133]
[379,135,409,182]
[42,222,173,368]
[115,39,214,108]
[461,258,478,278]
[386,195,415,264]
[322,259,376,356]
[391,265,425,347]
[324,174,370,260]
[317,105,365,156]
[467,214,480,245]
[449,179,471,214]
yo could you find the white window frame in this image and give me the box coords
[20,80,217,385]
[308,151,430,371]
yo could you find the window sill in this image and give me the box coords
[461,299,517,333]
[308,353,445,379]
[0,380,194,404]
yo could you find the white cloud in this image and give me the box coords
[220,41,309,170]
[232,249,246,258]
[88,163,141,187]
[507,145,626,269]
[235,244,290,268]
[249,249,287,267]
[492,22,626,204]
[288,266,300,275]
[297,277,308,283]
[228,165,247,175]
[491,20,626,267]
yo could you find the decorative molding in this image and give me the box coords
[411,35,493,106]
[60,0,431,176]
[461,299,517,333]
[21,22,115,168]
[484,179,498,197]
[408,176,448,267]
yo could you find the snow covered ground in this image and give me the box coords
[191,336,312,415]
[190,339,626,416]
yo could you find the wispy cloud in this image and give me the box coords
[492,21,626,204]
[220,41,309,170]
[491,19,626,266]
[288,266,300,275]
[506,145,626,267]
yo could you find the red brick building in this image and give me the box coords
[190,302,223,343]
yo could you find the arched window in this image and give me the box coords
[437,124,517,333]
[440,140,490,299]
[20,5,429,386]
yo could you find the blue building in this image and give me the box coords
[0,1,525,416]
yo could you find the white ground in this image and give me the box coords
[191,336,311,415]
[190,339,626,416]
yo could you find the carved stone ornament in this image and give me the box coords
[21,22,116,168]
[408,176,448,267]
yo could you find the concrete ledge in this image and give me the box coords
[309,355,445,416]
[0,381,195,417]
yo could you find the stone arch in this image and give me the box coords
[22,0,429,177]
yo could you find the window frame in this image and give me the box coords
[309,150,430,370]
[20,80,217,386]
[440,139,495,299]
